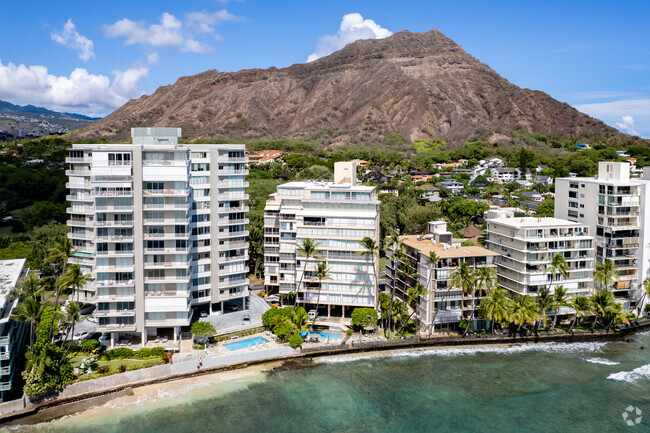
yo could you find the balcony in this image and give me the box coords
[219,218,249,226]
[96,220,134,227]
[66,169,92,176]
[0,352,10,360]
[96,324,137,332]
[0,366,11,376]
[96,293,136,302]
[66,194,93,202]
[219,169,249,176]
[67,206,94,215]
[65,156,92,164]
[0,336,9,345]
[144,260,191,269]
[95,235,134,242]
[219,254,248,263]
[217,156,247,163]
[143,188,190,196]
[91,190,133,197]
[94,310,136,317]
[145,290,189,297]
[142,160,189,166]
[219,230,249,239]
[96,279,134,288]
[96,250,134,256]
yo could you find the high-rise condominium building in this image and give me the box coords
[263,162,380,317]
[386,221,499,332]
[485,209,594,298]
[0,259,29,402]
[66,128,249,345]
[555,161,649,310]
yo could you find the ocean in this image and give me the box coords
[9,333,650,432]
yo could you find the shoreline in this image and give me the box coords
[2,325,646,427]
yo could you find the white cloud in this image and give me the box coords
[616,115,639,136]
[51,19,95,62]
[575,99,650,118]
[147,52,160,66]
[104,10,240,54]
[185,10,242,35]
[0,59,148,115]
[307,13,392,62]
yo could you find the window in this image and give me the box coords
[108,152,131,165]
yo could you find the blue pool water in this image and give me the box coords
[224,336,269,351]
[300,331,342,340]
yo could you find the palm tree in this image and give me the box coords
[10,272,44,303]
[535,287,554,332]
[309,261,329,332]
[294,238,322,315]
[44,236,75,279]
[395,262,417,332]
[424,251,440,334]
[594,259,618,292]
[471,266,497,334]
[358,237,379,310]
[10,298,46,351]
[450,261,475,336]
[478,287,512,333]
[569,295,593,332]
[590,290,617,331]
[397,283,428,335]
[547,254,570,292]
[636,277,650,317]
[550,285,571,330]
[60,301,87,363]
[507,294,540,336]
[385,232,402,337]
[60,264,88,304]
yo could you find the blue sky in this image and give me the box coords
[1,0,648,137]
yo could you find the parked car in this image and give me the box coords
[242,314,251,324]
[72,331,90,341]
[200,311,208,318]
[99,332,111,346]
[87,316,98,323]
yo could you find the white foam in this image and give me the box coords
[585,357,620,366]
[608,363,650,383]
[317,342,607,364]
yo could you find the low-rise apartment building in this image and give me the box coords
[263,161,380,317]
[485,210,594,298]
[386,221,499,332]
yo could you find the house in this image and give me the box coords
[246,150,283,166]
[415,184,441,201]
[519,191,544,202]
[535,174,554,186]
[491,167,519,182]
[439,179,465,195]
[378,186,399,196]
[458,226,485,244]
[366,170,391,183]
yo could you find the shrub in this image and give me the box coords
[133,347,165,359]
[97,366,110,374]
[346,329,353,336]
[119,364,128,373]
[64,340,80,352]
[104,348,134,360]
[81,339,99,353]
[191,321,216,342]
[288,333,303,348]
[193,343,205,350]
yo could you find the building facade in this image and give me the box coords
[386,221,499,332]
[555,161,650,310]
[263,162,380,317]
[0,259,29,402]
[485,209,594,298]
[66,128,249,345]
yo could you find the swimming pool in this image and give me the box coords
[224,336,269,351]
[300,331,342,341]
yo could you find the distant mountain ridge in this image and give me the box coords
[0,100,99,121]
[71,29,637,146]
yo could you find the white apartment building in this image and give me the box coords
[263,162,380,317]
[486,209,594,298]
[555,161,650,310]
[66,128,249,345]
[0,259,29,402]
[387,221,499,332]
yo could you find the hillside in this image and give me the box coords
[72,29,629,146]
[0,100,99,139]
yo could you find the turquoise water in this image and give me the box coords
[300,331,342,340]
[12,333,650,432]
[223,336,268,351]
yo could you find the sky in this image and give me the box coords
[0,0,648,138]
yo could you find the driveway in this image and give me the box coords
[198,295,271,335]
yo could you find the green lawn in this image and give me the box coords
[69,355,164,374]
[0,226,13,236]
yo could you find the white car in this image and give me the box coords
[99,332,111,346]
[72,331,90,341]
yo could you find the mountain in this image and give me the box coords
[0,100,99,121]
[0,100,99,139]
[71,29,631,146]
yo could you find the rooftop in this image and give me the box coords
[277,181,375,192]
[0,259,26,318]
[400,235,498,259]
[487,217,585,229]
